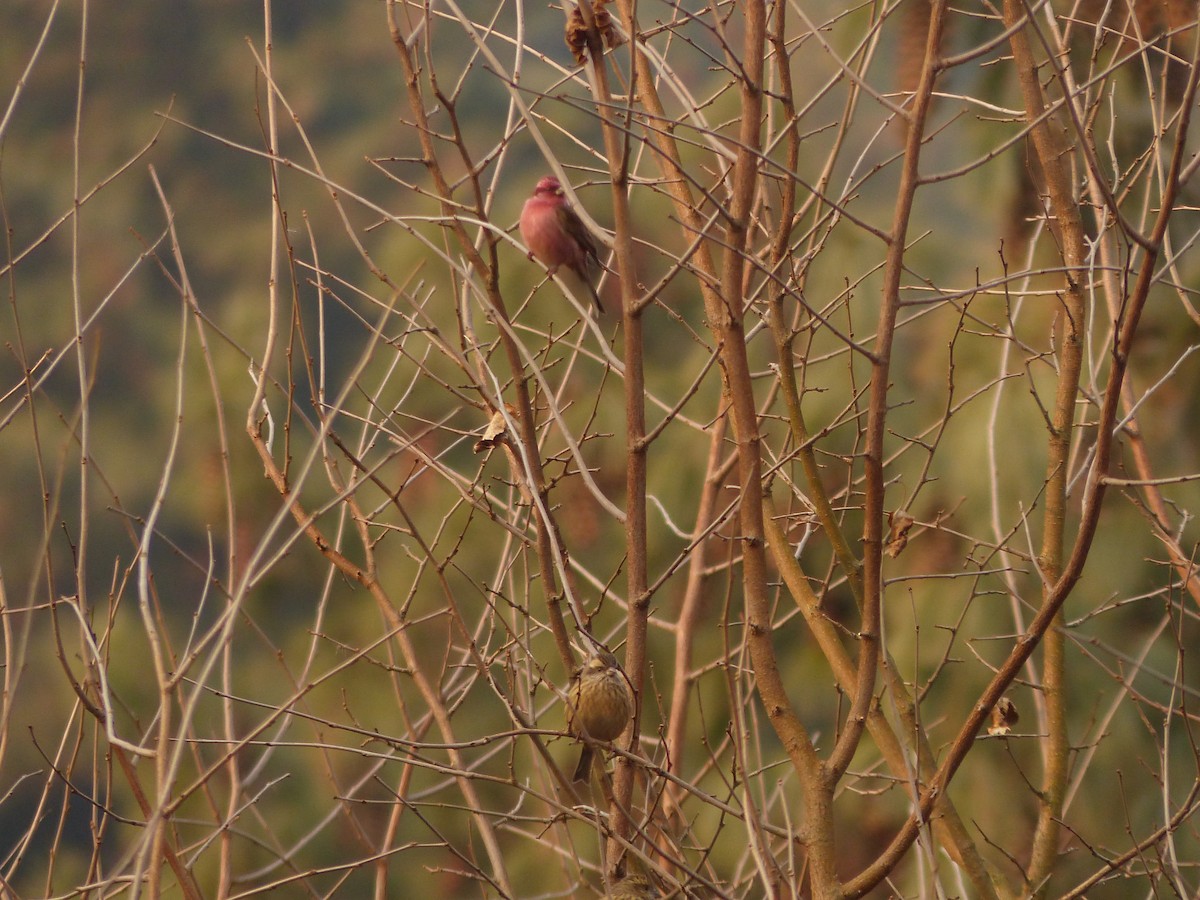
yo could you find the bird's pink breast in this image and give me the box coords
[520,197,582,270]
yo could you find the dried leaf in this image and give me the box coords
[473,405,514,453]
[564,2,624,66]
[593,0,624,51]
[565,8,589,65]
[987,697,1019,736]
[885,509,915,558]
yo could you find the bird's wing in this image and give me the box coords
[557,205,600,266]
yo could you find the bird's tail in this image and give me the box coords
[585,278,604,316]
[573,745,595,782]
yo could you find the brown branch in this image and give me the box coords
[836,0,946,796]
[663,412,729,802]
[385,1,579,678]
[763,497,1008,900]
[843,9,1200,892]
[568,0,653,872]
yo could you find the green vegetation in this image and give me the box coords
[2,1,1199,897]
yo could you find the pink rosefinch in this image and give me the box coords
[567,650,633,782]
[519,175,605,314]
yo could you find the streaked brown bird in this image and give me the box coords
[606,873,659,899]
[567,650,634,782]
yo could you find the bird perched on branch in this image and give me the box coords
[606,873,659,899]
[519,175,605,314]
[567,650,633,782]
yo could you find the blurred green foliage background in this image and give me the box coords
[2,1,1200,896]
